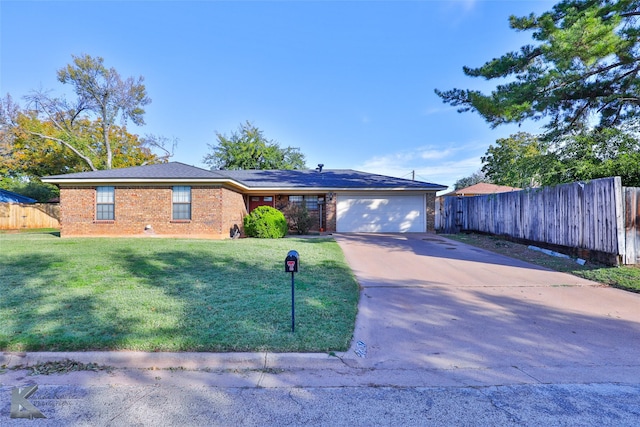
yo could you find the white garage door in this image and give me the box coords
[336,194,426,233]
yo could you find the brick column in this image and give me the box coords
[325,193,337,232]
[426,192,436,232]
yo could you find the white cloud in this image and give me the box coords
[356,141,485,189]
[419,147,453,160]
[437,0,480,28]
[421,106,457,116]
[447,0,477,13]
[460,0,477,12]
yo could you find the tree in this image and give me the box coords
[481,132,556,188]
[436,0,640,140]
[553,127,640,185]
[0,94,19,177]
[203,121,307,170]
[7,112,160,177]
[480,128,640,187]
[0,176,59,202]
[454,170,491,190]
[10,54,172,172]
[1,83,170,200]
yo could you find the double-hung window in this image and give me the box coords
[172,186,191,220]
[289,195,318,211]
[96,186,115,220]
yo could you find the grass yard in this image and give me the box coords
[0,232,360,352]
[445,233,640,293]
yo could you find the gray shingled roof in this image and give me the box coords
[43,162,446,190]
[217,169,445,189]
[43,162,219,180]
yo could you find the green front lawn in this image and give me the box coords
[0,233,359,352]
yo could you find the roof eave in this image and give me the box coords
[41,177,249,190]
[243,186,448,193]
[42,178,447,192]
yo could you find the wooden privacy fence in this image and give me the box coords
[0,203,60,230]
[438,177,640,265]
[625,187,640,265]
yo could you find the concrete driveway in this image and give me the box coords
[334,233,640,385]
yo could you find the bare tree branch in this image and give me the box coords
[26,130,97,171]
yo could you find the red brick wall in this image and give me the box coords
[219,187,248,237]
[325,195,337,232]
[59,185,247,239]
[426,193,436,232]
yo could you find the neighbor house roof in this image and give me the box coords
[443,183,521,197]
[0,189,37,204]
[42,162,448,192]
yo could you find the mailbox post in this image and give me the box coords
[285,250,299,332]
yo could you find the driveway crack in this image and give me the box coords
[255,352,269,387]
[512,365,543,383]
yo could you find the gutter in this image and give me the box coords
[41,177,447,193]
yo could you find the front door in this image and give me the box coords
[249,196,274,212]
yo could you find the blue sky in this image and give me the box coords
[1,0,556,191]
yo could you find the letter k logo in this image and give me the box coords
[10,385,46,419]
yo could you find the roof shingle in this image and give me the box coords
[43,162,447,190]
[43,162,219,180]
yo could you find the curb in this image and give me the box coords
[1,351,355,371]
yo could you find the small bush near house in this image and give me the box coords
[243,206,288,238]
[283,202,314,235]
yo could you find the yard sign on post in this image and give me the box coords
[284,250,299,332]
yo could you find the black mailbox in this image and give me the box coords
[285,250,299,273]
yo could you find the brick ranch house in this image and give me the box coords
[42,162,447,238]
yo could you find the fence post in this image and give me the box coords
[613,177,625,265]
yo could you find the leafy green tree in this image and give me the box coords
[436,0,640,139]
[203,121,307,170]
[437,0,640,187]
[0,177,59,202]
[454,170,491,190]
[51,53,150,170]
[1,106,164,179]
[0,95,20,177]
[480,129,640,187]
[1,55,174,179]
[554,128,640,185]
[481,132,556,188]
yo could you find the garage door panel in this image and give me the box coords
[337,195,425,232]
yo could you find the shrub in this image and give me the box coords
[243,206,288,238]
[283,202,314,235]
